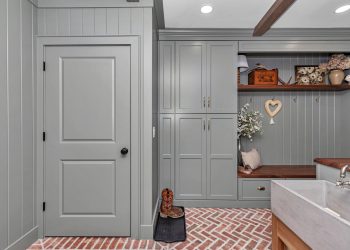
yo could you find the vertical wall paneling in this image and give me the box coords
[142,7,153,228]
[94,8,107,35]
[82,8,94,35]
[239,91,341,165]
[70,8,83,35]
[22,0,34,234]
[106,8,118,35]
[57,9,70,35]
[118,8,131,35]
[0,0,36,248]
[0,0,9,248]
[45,8,58,36]
[8,0,23,242]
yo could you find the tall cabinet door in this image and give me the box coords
[176,42,206,113]
[175,114,206,199]
[207,42,238,113]
[207,114,237,200]
[159,114,175,192]
[159,41,175,113]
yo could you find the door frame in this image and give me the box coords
[36,36,141,239]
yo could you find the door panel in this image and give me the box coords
[207,114,237,200]
[61,161,116,214]
[45,45,131,236]
[175,114,206,199]
[159,41,175,113]
[175,42,206,113]
[62,57,115,141]
[207,42,238,113]
[159,114,175,192]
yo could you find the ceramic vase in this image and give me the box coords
[329,70,345,85]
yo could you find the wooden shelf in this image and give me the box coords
[238,165,316,179]
[238,84,350,92]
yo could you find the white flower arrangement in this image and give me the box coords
[238,103,263,141]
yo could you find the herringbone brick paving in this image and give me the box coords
[28,208,272,250]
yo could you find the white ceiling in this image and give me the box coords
[163,0,350,29]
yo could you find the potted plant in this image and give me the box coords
[237,103,263,150]
[319,54,350,85]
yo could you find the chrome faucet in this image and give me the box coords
[336,165,350,188]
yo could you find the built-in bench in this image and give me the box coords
[238,165,316,202]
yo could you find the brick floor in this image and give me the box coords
[28,208,272,250]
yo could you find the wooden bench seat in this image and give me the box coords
[238,165,316,179]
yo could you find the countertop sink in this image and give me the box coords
[272,180,350,250]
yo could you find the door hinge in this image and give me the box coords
[43,61,46,71]
[43,202,46,212]
[43,132,46,141]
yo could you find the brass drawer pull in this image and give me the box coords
[257,186,266,191]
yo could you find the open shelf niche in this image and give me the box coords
[238,53,350,92]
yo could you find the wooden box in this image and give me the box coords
[248,69,278,85]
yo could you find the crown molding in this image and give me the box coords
[37,0,153,8]
[159,28,350,41]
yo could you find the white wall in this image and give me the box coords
[36,5,157,239]
[0,0,38,249]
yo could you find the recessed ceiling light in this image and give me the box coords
[201,5,213,14]
[335,5,350,14]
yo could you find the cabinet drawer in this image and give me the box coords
[239,179,272,201]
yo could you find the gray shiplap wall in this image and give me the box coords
[339,90,350,157]
[239,92,342,165]
[238,54,347,164]
[37,7,147,37]
[37,6,157,237]
[0,0,37,249]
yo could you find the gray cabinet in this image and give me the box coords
[175,42,207,113]
[175,114,207,199]
[207,42,237,113]
[159,41,175,113]
[175,114,237,200]
[160,41,238,114]
[207,114,237,199]
[159,40,239,202]
[238,179,273,201]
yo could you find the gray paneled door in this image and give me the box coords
[207,42,237,113]
[175,42,206,113]
[175,114,206,199]
[44,45,131,236]
[206,114,237,199]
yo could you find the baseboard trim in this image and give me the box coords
[173,199,271,208]
[5,226,38,250]
[140,196,160,239]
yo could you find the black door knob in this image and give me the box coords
[121,148,129,155]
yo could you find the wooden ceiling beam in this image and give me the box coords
[253,0,296,36]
